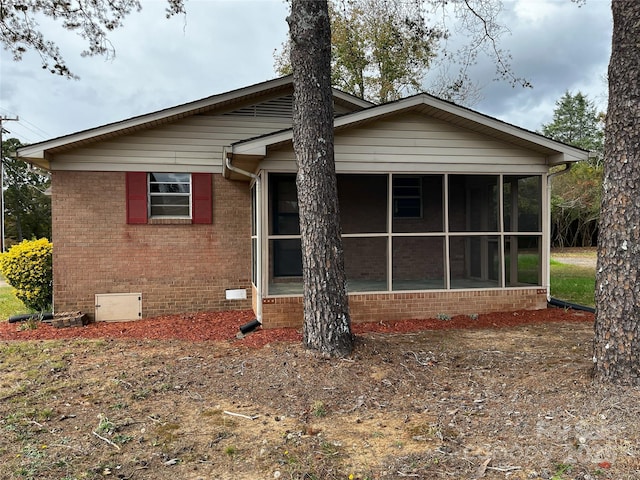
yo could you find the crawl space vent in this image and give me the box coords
[95,293,142,322]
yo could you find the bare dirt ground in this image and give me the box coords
[2,307,640,480]
[551,247,597,269]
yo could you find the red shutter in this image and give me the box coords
[126,172,148,224]
[192,173,213,224]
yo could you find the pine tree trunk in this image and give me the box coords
[593,1,640,385]
[288,0,354,357]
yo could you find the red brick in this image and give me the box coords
[52,172,252,320]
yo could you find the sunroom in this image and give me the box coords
[227,93,589,328]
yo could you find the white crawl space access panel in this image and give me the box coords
[95,293,142,322]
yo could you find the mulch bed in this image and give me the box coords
[0,307,594,348]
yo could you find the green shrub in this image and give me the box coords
[0,239,52,311]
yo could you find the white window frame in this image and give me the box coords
[148,173,192,219]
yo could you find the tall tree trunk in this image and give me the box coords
[288,0,354,357]
[593,1,640,385]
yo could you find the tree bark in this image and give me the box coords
[288,0,354,357]
[593,1,640,385]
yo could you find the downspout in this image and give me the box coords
[546,161,573,301]
[224,149,263,325]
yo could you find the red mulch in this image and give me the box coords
[0,307,594,348]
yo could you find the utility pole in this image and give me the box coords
[0,115,19,252]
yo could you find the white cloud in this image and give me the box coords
[1,0,289,143]
[0,0,611,142]
[474,0,611,130]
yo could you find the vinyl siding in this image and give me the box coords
[51,114,293,172]
[260,112,550,174]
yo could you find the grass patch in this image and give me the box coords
[0,285,29,319]
[550,259,595,307]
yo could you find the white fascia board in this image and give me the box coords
[232,131,291,155]
[17,76,296,161]
[413,95,590,162]
[333,94,590,162]
[332,89,375,109]
[231,143,268,156]
[335,95,424,127]
[18,78,372,162]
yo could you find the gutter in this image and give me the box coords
[546,161,573,302]
[224,148,263,325]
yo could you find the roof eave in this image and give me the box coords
[17,76,373,165]
[16,76,298,162]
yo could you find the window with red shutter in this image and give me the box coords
[192,173,213,224]
[126,172,148,224]
[126,172,212,224]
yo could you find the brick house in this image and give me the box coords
[18,77,589,328]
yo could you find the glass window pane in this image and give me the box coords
[269,173,299,235]
[505,236,541,286]
[503,175,542,232]
[338,174,387,234]
[150,196,190,206]
[148,173,191,218]
[268,239,303,295]
[150,205,190,217]
[393,175,443,233]
[450,235,501,289]
[149,173,190,183]
[343,237,387,291]
[150,183,190,193]
[392,237,445,290]
[449,175,499,232]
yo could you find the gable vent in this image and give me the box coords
[225,95,294,118]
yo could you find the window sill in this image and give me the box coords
[148,217,192,225]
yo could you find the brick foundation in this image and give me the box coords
[260,288,548,329]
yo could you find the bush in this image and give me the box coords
[0,238,52,311]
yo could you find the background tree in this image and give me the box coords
[542,91,605,166]
[288,0,354,357]
[427,0,530,104]
[274,0,528,105]
[542,92,604,248]
[1,138,51,246]
[549,163,602,248]
[276,0,444,103]
[593,1,640,385]
[0,0,187,77]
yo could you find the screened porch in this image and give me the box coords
[252,172,544,297]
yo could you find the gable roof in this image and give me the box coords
[229,92,591,167]
[18,76,373,168]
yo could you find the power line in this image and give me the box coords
[0,108,51,142]
[1,115,20,252]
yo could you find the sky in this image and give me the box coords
[0,0,612,145]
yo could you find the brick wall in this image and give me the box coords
[392,237,444,280]
[260,288,548,329]
[51,171,252,320]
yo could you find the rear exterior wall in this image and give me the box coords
[51,171,252,320]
